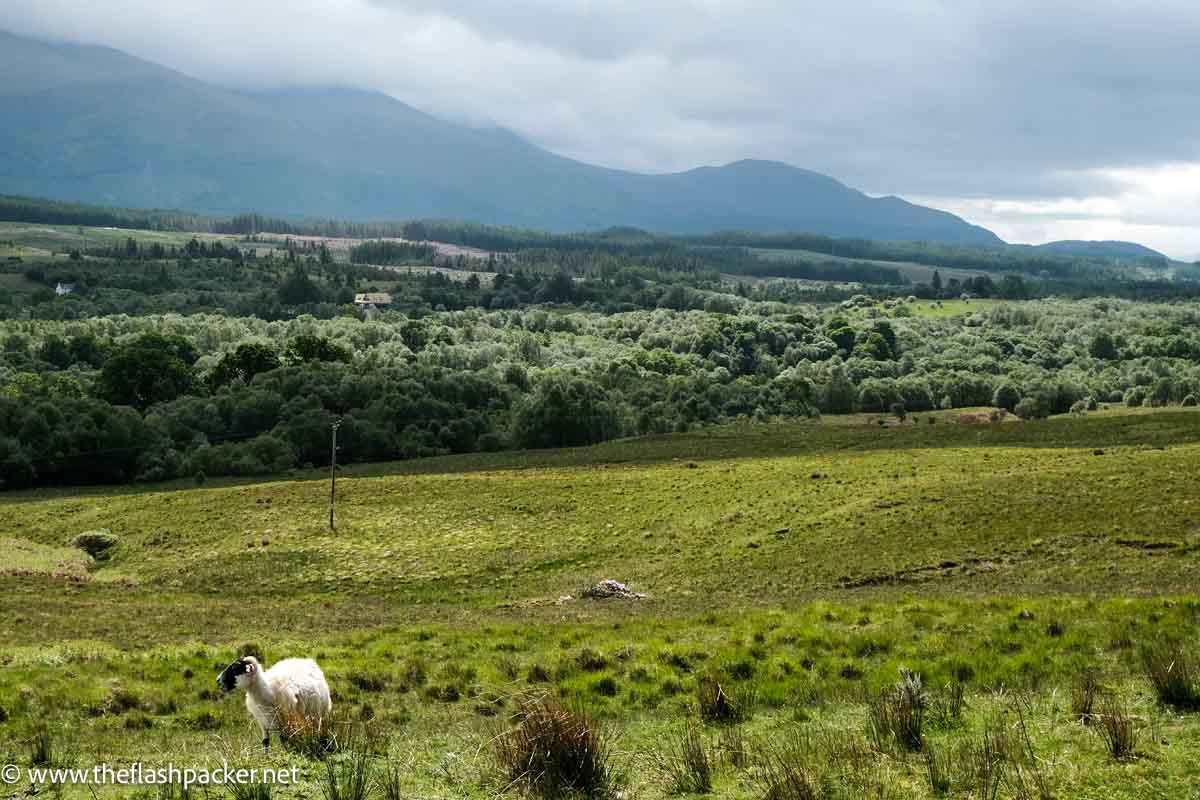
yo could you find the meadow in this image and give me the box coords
[3,406,1200,798]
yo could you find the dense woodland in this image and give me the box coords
[3,276,1199,488]
[3,196,1200,489]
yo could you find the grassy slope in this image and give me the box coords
[2,408,1200,797]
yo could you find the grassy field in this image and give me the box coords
[3,407,1200,798]
[908,298,1006,318]
[0,221,218,256]
[751,248,986,284]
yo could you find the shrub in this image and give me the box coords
[227,780,273,800]
[718,725,750,769]
[71,529,118,558]
[753,734,822,800]
[400,657,427,690]
[653,724,712,794]
[1141,639,1200,710]
[959,717,1010,798]
[493,695,611,798]
[29,725,55,766]
[928,680,966,729]
[1097,696,1138,761]
[867,668,927,752]
[1013,397,1046,420]
[992,383,1020,412]
[923,741,952,796]
[696,674,755,724]
[378,760,406,800]
[238,643,265,662]
[347,671,388,693]
[575,648,608,671]
[318,748,376,800]
[723,659,756,681]
[1071,669,1103,723]
[591,676,619,697]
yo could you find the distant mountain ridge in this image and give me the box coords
[0,29,1001,243]
[1031,240,1167,261]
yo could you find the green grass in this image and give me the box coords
[0,221,228,254]
[2,407,1200,797]
[908,297,1006,317]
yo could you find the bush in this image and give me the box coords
[227,780,274,800]
[922,741,952,795]
[1124,387,1147,407]
[654,724,712,794]
[29,725,56,767]
[493,695,612,798]
[992,383,1020,412]
[1141,639,1200,710]
[318,747,376,800]
[1013,397,1046,420]
[71,529,118,558]
[753,732,823,800]
[696,674,755,724]
[1071,669,1103,723]
[1097,696,1138,761]
[867,668,927,752]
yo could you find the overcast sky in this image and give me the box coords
[4,0,1199,259]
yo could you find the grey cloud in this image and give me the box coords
[2,1,1199,201]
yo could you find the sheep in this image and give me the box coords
[217,655,332,750]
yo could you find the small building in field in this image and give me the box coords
[55,282,77,296]
[353,292,392,311]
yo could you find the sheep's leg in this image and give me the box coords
[259,721,271,752]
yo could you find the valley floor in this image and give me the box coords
[2,407,1199,798]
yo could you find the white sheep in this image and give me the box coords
[217,655,332,750]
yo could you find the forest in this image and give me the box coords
[3,197,1200,490]
[3,247,1199,488]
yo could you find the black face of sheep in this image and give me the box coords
[217,657,258,693]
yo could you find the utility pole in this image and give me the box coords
[329,417,342,531]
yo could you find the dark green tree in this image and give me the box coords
[97,334,196,410]
[208,343,282,389]
[277,265,324,305]
[992,383,1021,412]
[1089,332,1119,360]
[512,374,620,448]
[284,335,351,365]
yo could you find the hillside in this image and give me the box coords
[0,30,1001,243]
[1033,240,1168,261]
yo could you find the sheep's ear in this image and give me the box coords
[244,660,257,674]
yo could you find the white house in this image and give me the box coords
[353,292,392,310]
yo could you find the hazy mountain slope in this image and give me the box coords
[0,30,1001,242]
[1032,240,1167,261]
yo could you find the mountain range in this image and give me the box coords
[0,30,1007,243]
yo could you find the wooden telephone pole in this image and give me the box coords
[329,417,342,530]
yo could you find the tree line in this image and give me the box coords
[3,296,1199,489]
